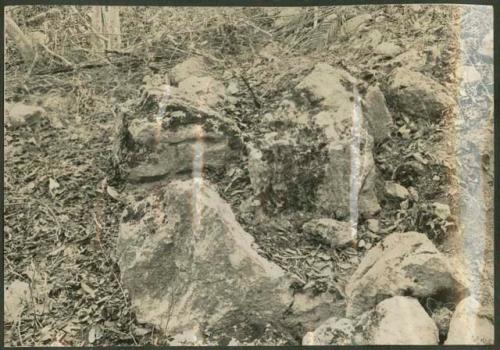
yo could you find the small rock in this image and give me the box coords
[445,297,494,345]
[431,307,453,341]
[366,219,379,233]
[432,202,451,220]
[357,239,366,248]
[389,68,455,119]
[345,232,467,317]
[170,56,210,85]
[374,42,402,57]
[4,280,31,323]
[302,218,355,247]
[354,296,439,345]
[362,85,393,143]
[303,317,354,345]
[384,181,410,200]
[6,103,45,128]
[286,290,346,337]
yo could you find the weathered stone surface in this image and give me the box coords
[286,290,346,338]
[4,280,31,323]
[175,76,226,109]
[353,296,439,345]
[246,131,325,211]
[294,63,380,219]
[374,42,402,57]
[384,181,410,200]
[312,110,350,140]
[296,63,356,110]
[445,297,494,345]
[302,218,354,247]
[362,85,392,143]
[389,68,455,119]
[345,232,467,317]
[126,122,235,183]
[5,103,45,128]
[117,180,294,340]
[317,135,380,219]
[246,63,380,219]
[170,56,210,85]
[302,317,354,345]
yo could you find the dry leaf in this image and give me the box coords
[106,186,121,201]
[49,178,60,196]
[81,282,96,298]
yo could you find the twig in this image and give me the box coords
[39,42,74,67]
[26,8,60,25]
[17,318,24,346]
[238,73,261,109]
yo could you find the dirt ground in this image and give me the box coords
[3,5,494,346]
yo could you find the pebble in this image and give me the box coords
[366,219,380,233]
[432,202,451,220]
[385,181,410,200]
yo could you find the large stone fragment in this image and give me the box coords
[302,218,354,247]
[117,180,294,341]
[353,296,439,345]
[302,317,354,345]
[362,85,392,143]
[295,63,380,219]
[126,121,236,183]
[445,297,494,345]
[345,232,467,318]
[389,68,455,119]
[170,56,210,85]
[4,280,31,323]
[317,134,380,219]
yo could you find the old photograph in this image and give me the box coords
[3,5,494,346]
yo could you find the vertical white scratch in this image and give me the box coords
[349,87,363,239]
